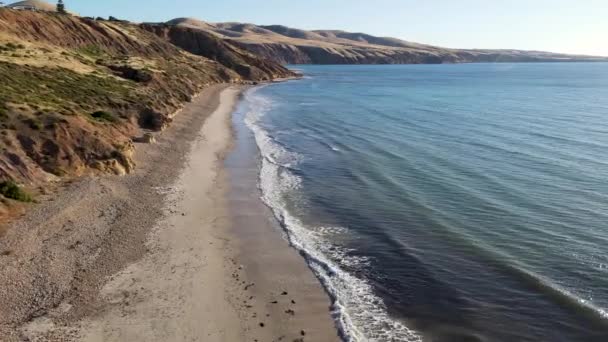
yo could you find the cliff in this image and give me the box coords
[0,9,293,220]
[167,19,608,65]
[141,23,292,81]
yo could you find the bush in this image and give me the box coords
[91,110,117,122]
[24,118,42,130]
[0,181,32,202]
[0,43,24,53]
[77,44,105,57]
[106,64,153,83]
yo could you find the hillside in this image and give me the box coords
[167,18,608,64]
[0,8,293,221]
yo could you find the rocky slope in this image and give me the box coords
[167,18,608,64]
[141,23,292,81]
[0,9,293,221]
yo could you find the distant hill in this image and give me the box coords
[167,18,608,64]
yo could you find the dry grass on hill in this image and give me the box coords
[0,8,292,220]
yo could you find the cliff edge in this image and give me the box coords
[0,9,293,221]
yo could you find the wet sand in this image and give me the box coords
[0,85,338,341]
[225,93,339,341]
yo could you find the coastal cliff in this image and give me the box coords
[166,19,608,65]
[0,9,293,220]
[141,23,292,81]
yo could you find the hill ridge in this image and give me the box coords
[167,17,608,64]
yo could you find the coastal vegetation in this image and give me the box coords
[0,61,135,116]
[0,42,25,52]
[0,180,32,202]
[0,6,293,220]
[90,110,117,123]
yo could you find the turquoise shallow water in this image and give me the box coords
[236,63,608,341]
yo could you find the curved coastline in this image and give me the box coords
[237,85,424,342]
[0,84,338,342]
[235,63,608,342]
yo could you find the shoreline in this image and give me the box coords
[0,84,338,341]
[226,88,339,341]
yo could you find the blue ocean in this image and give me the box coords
[237,63,608,341]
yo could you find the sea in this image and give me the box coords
[232,63,608,342]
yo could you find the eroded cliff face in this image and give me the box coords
[233,42,313,64]
[166,19,608,65]
[0,9,293,219]
[232,41,454,65]
[230,40,608,65]
[141,24,295,80]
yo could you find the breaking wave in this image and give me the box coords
[242,87,422,342]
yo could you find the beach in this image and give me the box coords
[0,84,338,341]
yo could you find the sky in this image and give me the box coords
[63,0,607,56]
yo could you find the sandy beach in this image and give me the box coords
[0,85,338,341]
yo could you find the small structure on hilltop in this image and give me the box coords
[5,0,59,12]
[7,4,36,10]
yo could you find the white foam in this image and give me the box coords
[244,92,302,169]
[243,87,423,342]
[318,140,341,152]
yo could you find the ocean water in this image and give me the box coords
[235,63,608,341]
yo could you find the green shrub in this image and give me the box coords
[0,44,21,55]
[24,118,43,130]
[0,181,33,202]
[77,44,105,57]
[91,110,116,122]
[2,43,24,51]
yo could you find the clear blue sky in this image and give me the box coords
[65,0,607,56]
